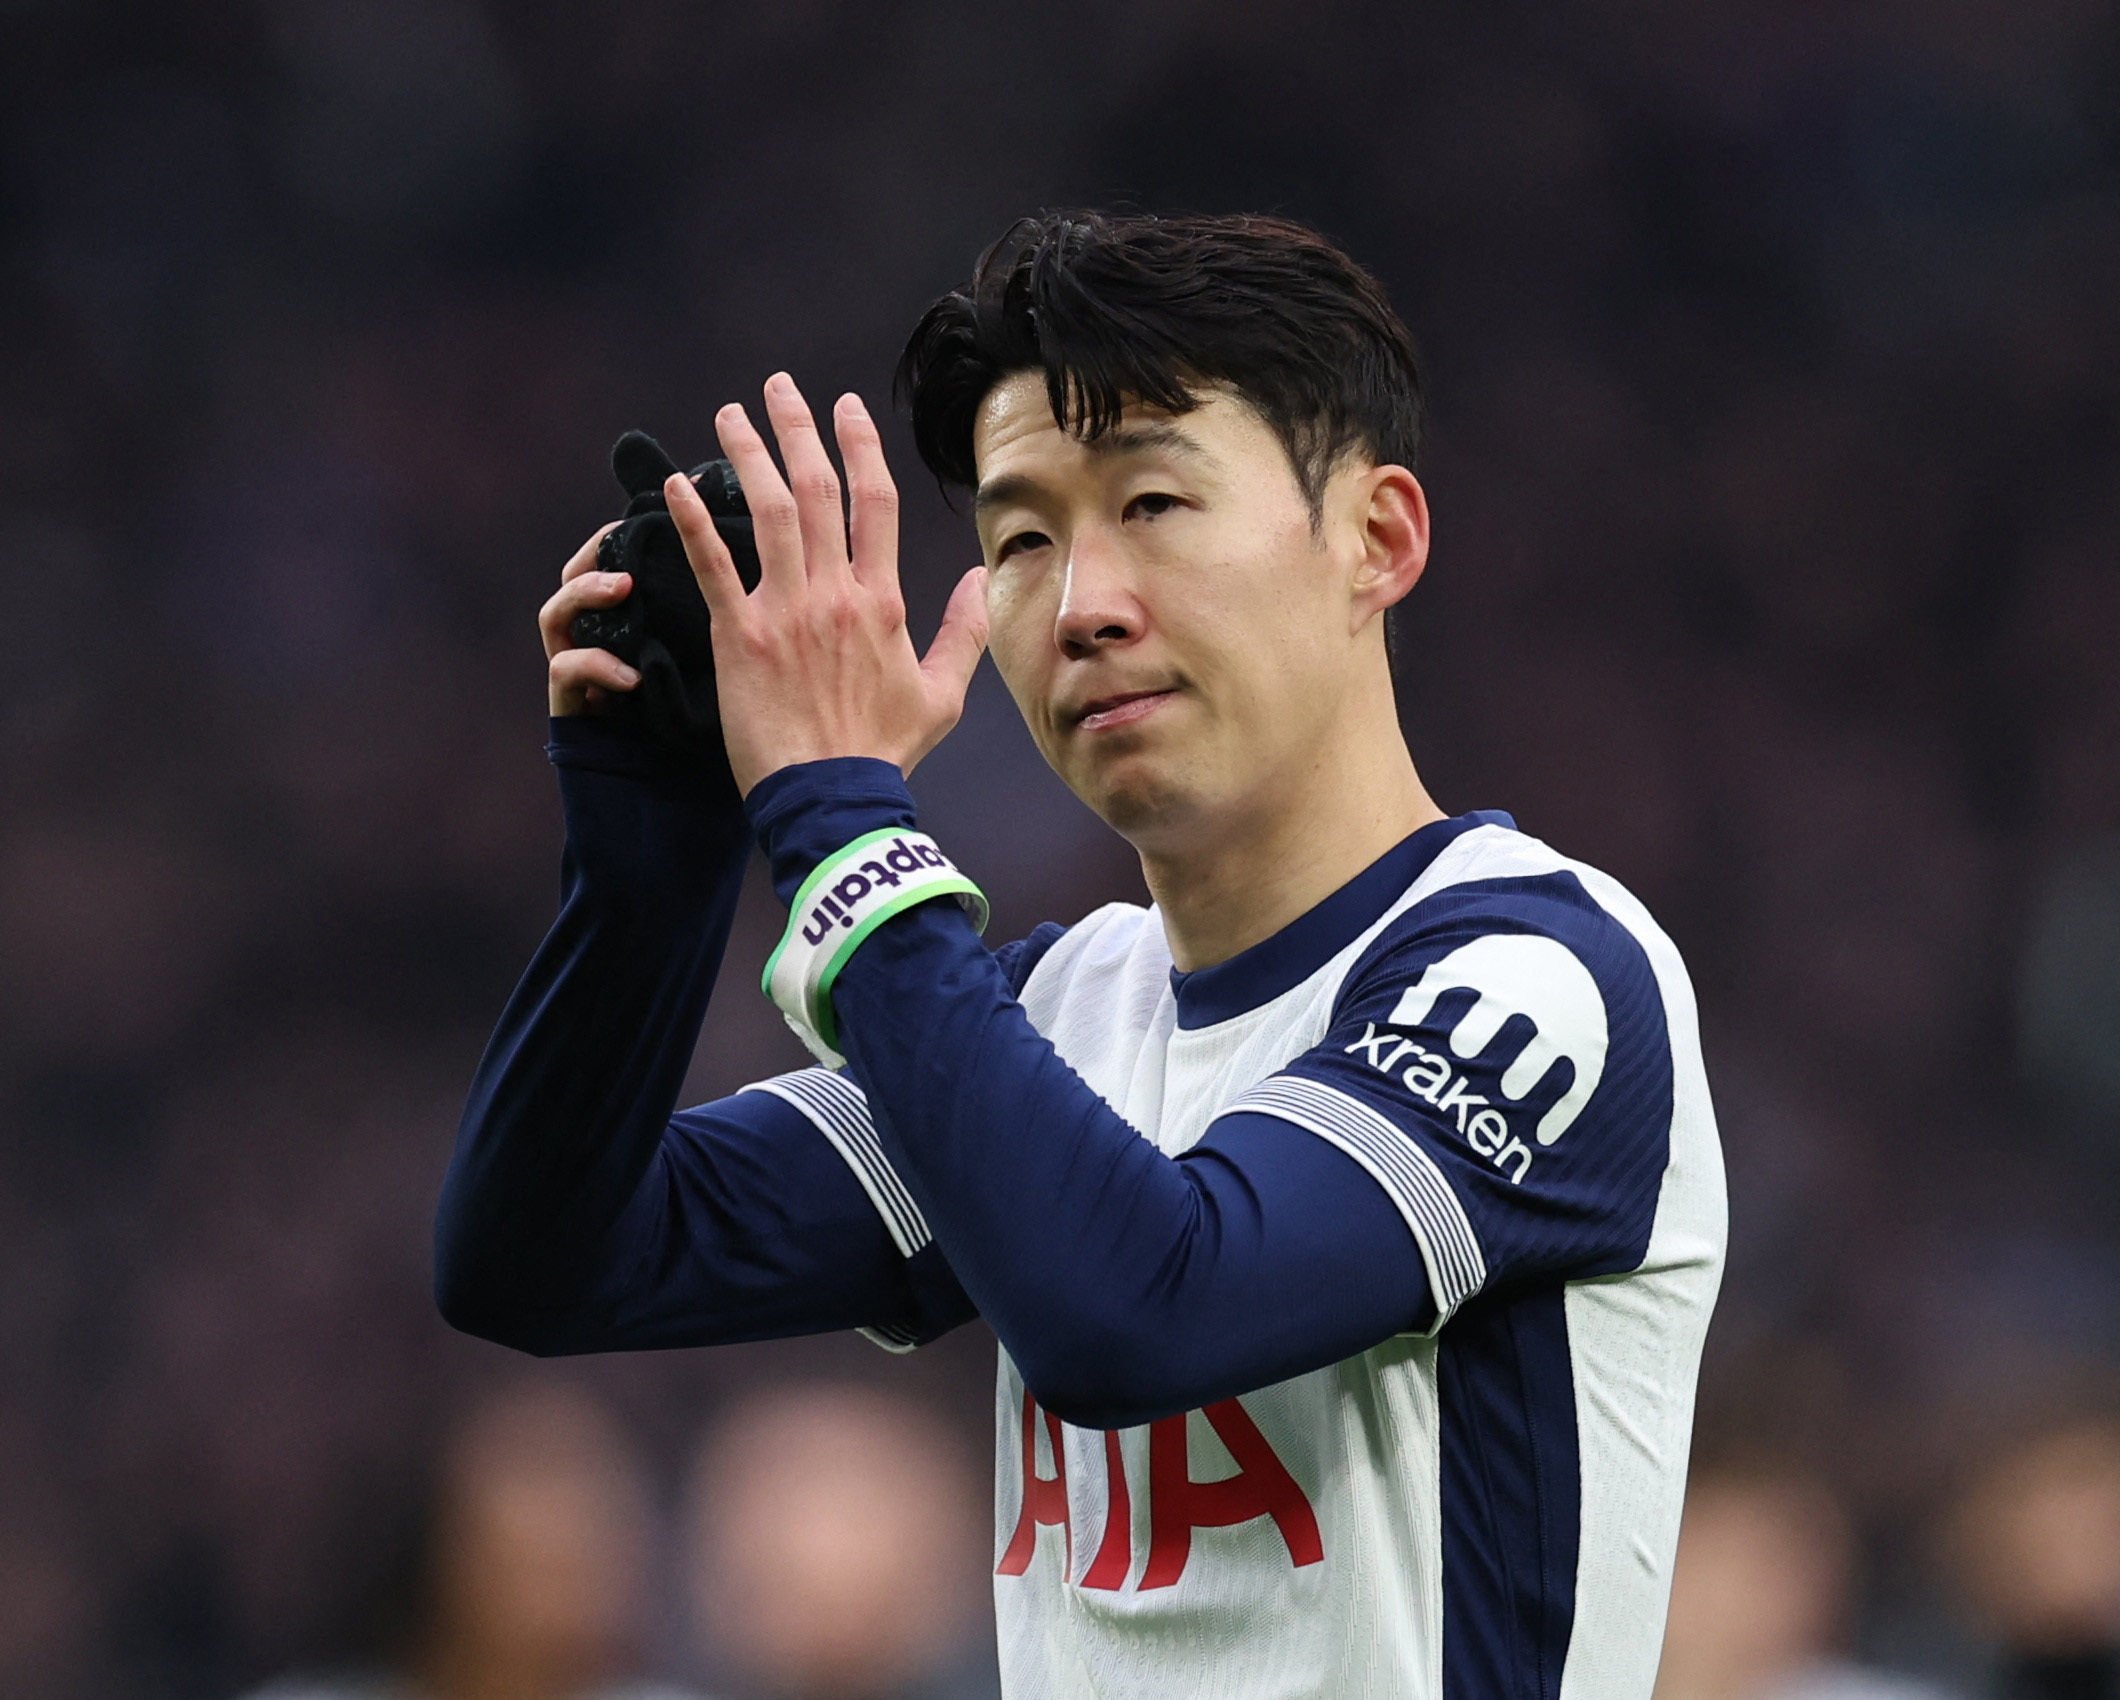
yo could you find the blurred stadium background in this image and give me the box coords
[2,2,2117,1696]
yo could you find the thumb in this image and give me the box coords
[919,565,990,701]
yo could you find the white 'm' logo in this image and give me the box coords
[1387,934,1609,1145]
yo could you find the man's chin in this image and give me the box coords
[1080,764,1208,851]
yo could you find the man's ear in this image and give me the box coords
[1346,463,1430,634]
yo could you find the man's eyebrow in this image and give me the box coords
[972,423,1215,516]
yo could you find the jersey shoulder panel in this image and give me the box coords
[1392,821,1728,1280]
[1340,823,1687,1101]
[1341,864,1668,1141]
[1243,827,1687,1317]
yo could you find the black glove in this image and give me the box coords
[568,430,763,766]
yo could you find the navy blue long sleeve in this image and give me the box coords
[439,730,1437,1407]
[435,720,970,1354]
[744,759,1436,1429]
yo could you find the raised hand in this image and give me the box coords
[665,371,989,796]
[539,521,632,715]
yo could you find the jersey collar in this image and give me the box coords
[1167,810,1514,1030]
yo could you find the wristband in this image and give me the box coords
[762,828,989,1066]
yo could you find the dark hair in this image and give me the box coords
[894,209,1423,530]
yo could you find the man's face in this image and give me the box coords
[971,371,1377,851]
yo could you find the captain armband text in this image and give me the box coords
[763,829,989,1066]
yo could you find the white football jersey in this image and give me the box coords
[761,813,1726,1699]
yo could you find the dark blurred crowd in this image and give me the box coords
[1,2,2115,1695]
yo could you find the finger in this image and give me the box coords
[919,565,991,704]
[761,372,851,585]
[715,400,805,595]
[664,472,749,620]
[834,392,899,591]
[551,645,642,692]
[538,568,633,659]
[549,645,642,714]
[561,520,622,584]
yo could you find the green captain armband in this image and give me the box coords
[762,828,990,1067]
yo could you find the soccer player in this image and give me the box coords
[436,210,1727,1699]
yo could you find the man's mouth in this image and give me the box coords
[1073,689,1178,733]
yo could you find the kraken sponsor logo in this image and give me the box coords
[1344,933,1610,1182]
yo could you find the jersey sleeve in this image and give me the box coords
[1224,872,1675,1330]
[437,713,1062,1360]
[562,1081,971,1352]
[604,1079,975,1353]
[730,920,1070,1353]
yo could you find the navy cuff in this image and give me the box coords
[744,758,920,907]
[545,715,727,790]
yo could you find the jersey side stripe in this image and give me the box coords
[1228,1075,1488,1323]
[742,1069,933,1256]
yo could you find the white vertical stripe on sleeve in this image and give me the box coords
[1225,1074,1488,1327]
[740,1068,933,1257]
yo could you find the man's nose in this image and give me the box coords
[1054,528,1141,659]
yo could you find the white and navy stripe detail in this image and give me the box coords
[1228,1074,1488,1326]
[856,1317,923,1353]
[741,1067,931,1258]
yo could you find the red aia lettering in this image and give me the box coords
[1080,1429,1132,1590]
[996,1395,1069,1575]
[998,1391,1322,1591]
[1140,1399,1324,1589]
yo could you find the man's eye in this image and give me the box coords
[1126,493,1181,520]
[995,531,1049,562]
